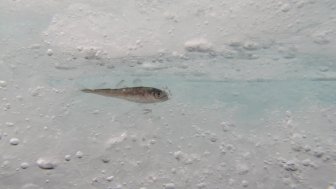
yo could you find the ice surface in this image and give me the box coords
[1,0,336,189]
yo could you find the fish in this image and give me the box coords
[81,86,169,103]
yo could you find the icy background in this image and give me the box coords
[1,0,336,189]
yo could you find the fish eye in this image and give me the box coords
[154,91,162,98]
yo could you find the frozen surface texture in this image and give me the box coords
[1,0,336,189]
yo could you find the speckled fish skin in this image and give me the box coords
[81,87,169,103]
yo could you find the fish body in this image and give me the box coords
[81,87,169,103]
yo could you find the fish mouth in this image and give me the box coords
[160,94,169,101]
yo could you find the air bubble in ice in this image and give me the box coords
[284,160,298,171]
[9,138,20,145]
[0,80,7,88]
[20,162,30,169]
[107,132,127,147]
[21,183,41,189]
[313,148,324,158]
[174,151,183,160]
[319,66,329,72]
[46,49,53,56]
[4,103,11,110]
[236,163,250,175]
[75,151,84,158]
[228,178,235,185]
[164,183,175,189]
[184,38,213,52]
[101,155,110,163]
[197,183,207,188]
[280,4,291,12]
[301,159,312,166]
[106,176,114,182]
[36,158,56,169]
[64,155,71,161]
[6,122,14,127]
[30,86,44,97]
[243,41,259,51]
[209,135,217,142]
[242,180,249,187]
[313,31,330,45]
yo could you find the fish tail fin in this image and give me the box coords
[81,89,94,93]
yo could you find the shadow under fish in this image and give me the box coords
[81,87,169,103]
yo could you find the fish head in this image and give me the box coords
[150,88,169,102]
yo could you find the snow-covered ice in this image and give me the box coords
[0,0,336,189]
